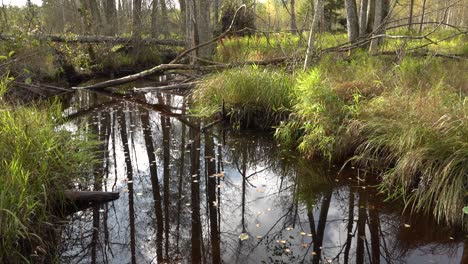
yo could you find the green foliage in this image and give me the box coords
[275,69,350,160]
[192,66,294,129]
[274,53,467,227]
[0,78,98,261]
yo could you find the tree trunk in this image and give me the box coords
[291,0,298,34]
[358,0,368,37]
[408,0,414,31]
[304,0,324,70]
[151,0,159,38]
[104,0,117,35]
[132,0,142,38]
[196,0,212,59]
[345,0,359,42]
[213,0,219,24]
[369,0,383,53]
[418,0,427,33]
[160,0,169,37]
[366,0,375,33]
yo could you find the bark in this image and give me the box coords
[64,191,119,204]
[151,0,159,38]
[87,0,101,34]
[179,0,186,33]
[345,0,359,42]
[196,0,212,59]
[213,0,219,23]
[133,82,197,92]
[291,0,298,34]
[160,0,169,37]
[304,0,324,69]
[419,0,427,34]
[408,0,414,31]
[359,0,368,37]
[369,0,383,53]
[132,0,142,38]
[104,0,117,35]
[366,0,375,34]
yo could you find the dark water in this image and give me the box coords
[58,89,466,264]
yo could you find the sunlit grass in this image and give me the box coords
[192,65,294,129]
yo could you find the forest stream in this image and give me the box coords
[57,88,466,264]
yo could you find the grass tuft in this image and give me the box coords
[192,65,294,129]
[0,79,98,261]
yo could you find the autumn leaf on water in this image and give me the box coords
[239,233,249,241]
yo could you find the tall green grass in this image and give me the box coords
[275,54,467,227]
[192,65,294,129]
[0,79,97,261]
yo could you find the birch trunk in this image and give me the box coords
[304,0,324,70]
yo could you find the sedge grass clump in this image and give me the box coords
[352,87,467,227]
[275,69,351,160]
[0,80,97,261]
[192,66,294,129]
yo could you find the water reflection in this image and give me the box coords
[59,90,465,263]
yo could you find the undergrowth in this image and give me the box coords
[0,78,97,262]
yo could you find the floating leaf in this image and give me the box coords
[8,51,15,57]
[239,233,249,241]
[0,55,7,60]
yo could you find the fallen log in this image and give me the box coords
[64,190,120,204]
[72,64,195,90]
[57,190,120,215]
[72,57,288,90]
[133,82,198,93]
[0,34,185,46]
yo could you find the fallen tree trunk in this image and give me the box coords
[133,82,198,92]
[72,57,288,90]
[0,34,185,46]
[64,190,120,204]
[73,64,195,90]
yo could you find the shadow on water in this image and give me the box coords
[57,89,466,264]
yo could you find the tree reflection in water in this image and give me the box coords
[58,90,465,264]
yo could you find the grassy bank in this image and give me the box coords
[192,66,294,129]
[0,77,97,261]
[193,52,467,228]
